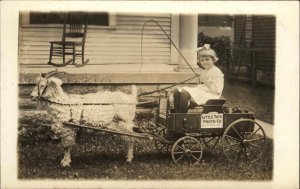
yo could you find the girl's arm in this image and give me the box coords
[201,72,224,95]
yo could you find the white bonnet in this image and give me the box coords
[196,44,219,62]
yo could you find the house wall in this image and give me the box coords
[233,15,253,47]
[233,15,275,86]
[252,16,275,70]
[19,13,172,65]
[252,16,276,85]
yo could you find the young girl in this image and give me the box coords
[174,44,224,113]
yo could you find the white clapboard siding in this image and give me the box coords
[19,59,170,64]
[20,46,170,52]
[20,32,170,39]
[19,13,172,65]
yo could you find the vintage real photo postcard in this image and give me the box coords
[1,1,299,189]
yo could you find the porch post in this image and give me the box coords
[174,14,199,72]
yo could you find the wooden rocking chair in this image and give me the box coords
[48,13,89,67]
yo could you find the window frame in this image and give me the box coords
[20,11,116,29]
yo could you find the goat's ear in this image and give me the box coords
[48,77,63,86]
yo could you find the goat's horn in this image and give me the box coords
[42,71,56,78]
[44,70,66,78]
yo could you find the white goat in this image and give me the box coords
[30,71,137,167]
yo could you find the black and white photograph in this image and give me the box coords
[1,1,299,189]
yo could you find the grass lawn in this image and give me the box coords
[18,132,273,180]
[222,80,274,124]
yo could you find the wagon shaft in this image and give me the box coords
[63,122,173,144]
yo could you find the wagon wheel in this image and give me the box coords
[147,115,157,129]
[222,119,266,163]
[171,136,203,165]
[155,127,170,154]
[202,136,221,150]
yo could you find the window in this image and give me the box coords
[198,14,233,27]
[29,11,109,26]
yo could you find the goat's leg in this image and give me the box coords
[126,138,134,162]
[55,125,76,167]
[60,133,75,167]
[61,147,72,167]
[119,121,135,162]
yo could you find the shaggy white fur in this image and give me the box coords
[30,74,137,167]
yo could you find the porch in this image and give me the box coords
[19,63,201,84]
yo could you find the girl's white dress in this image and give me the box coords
[178,66,224,105]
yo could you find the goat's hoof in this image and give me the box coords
[126,160,132,164]
[61,159,71,167]
[61,162,71,167]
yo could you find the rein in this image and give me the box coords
[140,19,198,75]
[138,19,201,97]
[137,74,200,97]
[38,97,138,106]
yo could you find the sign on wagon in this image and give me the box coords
[201,113,223,128]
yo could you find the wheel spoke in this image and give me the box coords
[173,151,185,155]
[225,134,240,142]
[181,143,186,150]
[232,126,244,140]
[245,145,258,160]
[225,136,231,147]
[176,144,185,151]
[175,154,185,163]
[227,145,241,157]
[223,142,240,147]
[247,127,261,139]
[246,137,265,142]
[245,144,254,154]
[155,128,170,154]
[224,137,238,152]
[190,150,202,153]
[191,154,200,161]
[190,142,199,150]
[175,146,185,153]
[235,147,243,161]
[240,124,245,139]
[248,143,262,149]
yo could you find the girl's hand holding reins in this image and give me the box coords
[200,74,208,84]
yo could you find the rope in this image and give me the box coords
[138,74,200,97]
